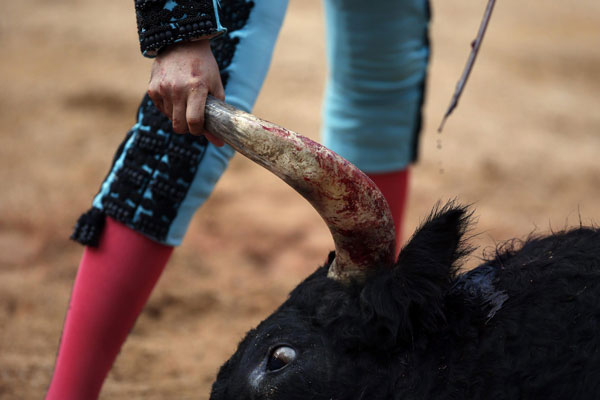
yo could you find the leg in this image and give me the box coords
[367,169,410,254]
[322,0,431,249]
[47,1,289,398]
[46,218,172,399]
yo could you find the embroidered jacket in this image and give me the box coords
[134,0,227,57]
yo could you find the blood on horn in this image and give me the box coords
[204,96,396,282]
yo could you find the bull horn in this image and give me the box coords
[204,96,396,282]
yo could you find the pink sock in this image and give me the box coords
[367,168,410,255]
[46,218,173,400]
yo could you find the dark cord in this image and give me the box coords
[438,0,497,132]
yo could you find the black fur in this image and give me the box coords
[210,203,600,399]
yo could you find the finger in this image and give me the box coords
[205,72,225,146]
[206,52,226,102]
[157,82,174,121]
[204,132,225,147]
[187,89,225,146]
[155,99,169,118]
[171,95,188,134]
[186,88,207,136]
[211,80,226,102]
[158,96,172,123]
[147,89,166,115]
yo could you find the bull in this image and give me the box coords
[203,97,600,399]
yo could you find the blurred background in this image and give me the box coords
[1,0,599,398]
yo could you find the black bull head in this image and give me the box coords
[204,97,600,399]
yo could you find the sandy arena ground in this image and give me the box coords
[1,0,600,398]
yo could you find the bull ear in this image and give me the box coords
[358,202,473,350]
[399,201,473,271]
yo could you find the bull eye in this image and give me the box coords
[267,346,297,371]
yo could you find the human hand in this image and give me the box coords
[148,39,225,146]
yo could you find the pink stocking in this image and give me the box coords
[367,168,410,256]
[47,218,173,399]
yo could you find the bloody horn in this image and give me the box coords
[204,96,396,282]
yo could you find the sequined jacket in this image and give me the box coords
[135,0,229,57]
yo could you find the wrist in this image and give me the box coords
[159,38,212,57]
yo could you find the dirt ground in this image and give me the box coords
[1,0,599,398]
